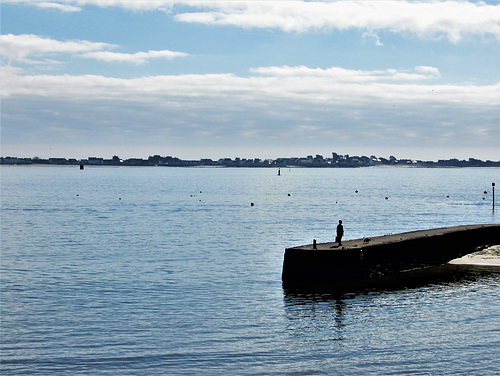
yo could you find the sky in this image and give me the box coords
[1,0,499,161]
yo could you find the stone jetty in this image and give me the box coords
[282,224,500,289]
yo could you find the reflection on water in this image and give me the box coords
[283,292,347,342]
[282,264,500,375]
[283,263,500,337]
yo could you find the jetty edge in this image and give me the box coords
[282,224,500,289]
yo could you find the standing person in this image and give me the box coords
[336,220,344,246]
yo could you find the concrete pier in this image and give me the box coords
[282,224,500,289]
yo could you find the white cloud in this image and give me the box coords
[0,34,115,64]
[4,1,499,42]
[79,50,189,64]
[415,66,441,77]
[362,31,383,46]
[2,0,176,12]
[1,65,496,108]
[173,1,500,43]
[0,34,189,66]
[36,2,81,12]
[250,65,441,82]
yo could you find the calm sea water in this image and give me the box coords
[1,166,499,375]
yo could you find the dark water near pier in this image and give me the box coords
[1,166,499,375]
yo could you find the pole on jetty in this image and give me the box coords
[493,182,495,211]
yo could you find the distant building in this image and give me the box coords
[88,157,104,165]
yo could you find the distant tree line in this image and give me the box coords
[1,153,499,167]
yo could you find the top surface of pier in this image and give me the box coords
[287,224,500,252]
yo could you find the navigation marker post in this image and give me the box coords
[493,182,495,211]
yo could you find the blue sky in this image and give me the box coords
[1,0,499,161]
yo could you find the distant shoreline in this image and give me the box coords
[0,163,500,169]
[2,153,500,168]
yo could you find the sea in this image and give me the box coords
[1,166,499,375]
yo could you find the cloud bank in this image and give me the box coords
[174,1,500,42]
[5,1,499,42]
[2,64,497,107]
[2,64,498,158]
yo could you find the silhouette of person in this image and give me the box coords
[336,220,344,246]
